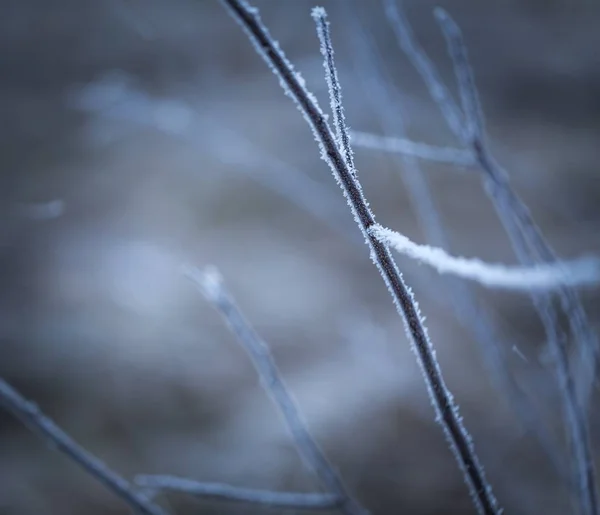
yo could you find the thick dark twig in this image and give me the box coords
[184,266,368,515]
[219,1,500,513]
[136,475,341,511]
[0,378,168,515]
[384,2,598,513]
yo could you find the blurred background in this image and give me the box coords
[0,0,599,513]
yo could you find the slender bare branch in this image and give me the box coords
[0,378,168,515]
[350,130,475,167]
[218,1,500,513]
[382,0,465,139]
[136,475,341,511]
[184,265,368,515]
[432,9,485,142]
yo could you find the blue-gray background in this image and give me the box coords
[0,1,599,513]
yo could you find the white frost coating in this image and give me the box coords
[372,224,600,291]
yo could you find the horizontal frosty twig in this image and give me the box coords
[0,378,168,515]
[136,475,341,511]
[183,265,366,515]
[372,224,600,291]
[350,130,474,167]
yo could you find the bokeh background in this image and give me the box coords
[1,0,600,513]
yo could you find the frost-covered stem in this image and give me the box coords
[0,378,168,515]
[219,1,500,513]
[315,8,355,176]
[136,475,341,511]
[184,266,367,515]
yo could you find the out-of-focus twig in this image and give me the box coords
[0,378,168,515]
[136,474,341,511]
[349,130,475,167]
[184,265,366,515]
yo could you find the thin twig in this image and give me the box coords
[0,378,168,515]
[384,2,598,512]
[184,265,367,515]
[350,130,475,167]
[136,475,341,511]
[219,1,500,513]
[382,0,465,139]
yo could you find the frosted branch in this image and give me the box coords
[313,7,357,177]
[218,1,501,513]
